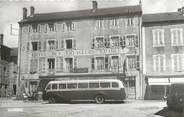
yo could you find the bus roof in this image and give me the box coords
[48,79,121,84]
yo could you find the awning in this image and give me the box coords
[148,77,184,85]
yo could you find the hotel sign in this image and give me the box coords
[32,48,129,57]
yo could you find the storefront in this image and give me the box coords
[144,75,184,100]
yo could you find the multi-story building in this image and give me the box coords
[0,34,11,97]
[18,1,143,99]
[142,8,184,100]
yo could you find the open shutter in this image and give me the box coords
[135,35,139,47]
[60,40,64,50]
[73,39,76,49]
[136,55,140,70]
[92,38,95,49]
[91,57,95,70]
[74,58,77,69]
[123,59,127,73]
[56,40,58,50]
[105,56,109,70]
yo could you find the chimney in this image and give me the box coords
[0,34,3,45]
[23,7,27,19]
[30,6,35,17]
[92,1,98,12]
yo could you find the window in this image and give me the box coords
[89,83,99,88]
[171,28,183,46]
[78,83,88,88]
[153,55,166,72]
[171,54,184,72]
[30,59,38,73]
[59,84,66,89]
[48,58,55,70]
[52,84,57,90]
[67,83,77,89]
[100,82,110,88]
[32,24,38,32]
[126,18,134,26]
[96,20,104,28]
[66,39,72,49]
[111,56,119,70]
[127,56,136,70]
[56,57,63,72]
[32,42,39,51]
[112,82,119,88]
[110,36,120,47]
[96,57,105,70]
[67,23,74,31]
[110,19,119,27]
[39,58,45,73]
[125,35,137,47]
[48,40,56,50]
[46,84,51,90]
[152,29,165,46]
[95,36,104,48]
[48,23,55,32]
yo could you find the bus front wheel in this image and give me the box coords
[95,95,105,104]
[48,97,56,103]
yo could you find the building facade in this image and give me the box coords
[143,8,184,100]
[0,34,18,97]
[18,2,143,99]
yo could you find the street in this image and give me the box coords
[1,98,182,117]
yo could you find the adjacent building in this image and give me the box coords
[18,2,143,99]
[0,34,18,97]
[142,8,184,99]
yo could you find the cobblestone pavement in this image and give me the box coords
[0,98,180,117]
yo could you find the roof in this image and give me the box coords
[48,79,121,84]
[143,12,184,25]
[19,5,142,24]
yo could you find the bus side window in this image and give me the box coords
[78,83,88,88]
[59,84,66,89]
[52,84,58,90]
[89,83,99,88]
[112,82,119,88]
[67,83,77,89]
[46,84,51,90]
[100,82,110,88]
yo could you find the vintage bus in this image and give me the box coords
[45,79,126,104]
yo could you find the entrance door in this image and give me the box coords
[124,77,136,99]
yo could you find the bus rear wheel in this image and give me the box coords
[95,95,105,104]
[48,97,56,103]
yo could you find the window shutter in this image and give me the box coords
[73,39,76,49]
[27,42,30,51]
[120,37,126,47]
[60,40,64,50]
[91,57,95,70]
[74,58,77,69]
[56,40,58,50]
[105,38,110,48]
[136,55,140,70]
[135,35,139,47]
[152,30,155,46]
[123,59,127,73]
[105,56,109,70]
[92,38,95,49]
[43,41,46,51]
[38,41,41,50]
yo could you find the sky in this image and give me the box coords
[0,0,184,48]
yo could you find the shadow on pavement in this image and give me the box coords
[155,107,184,117]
